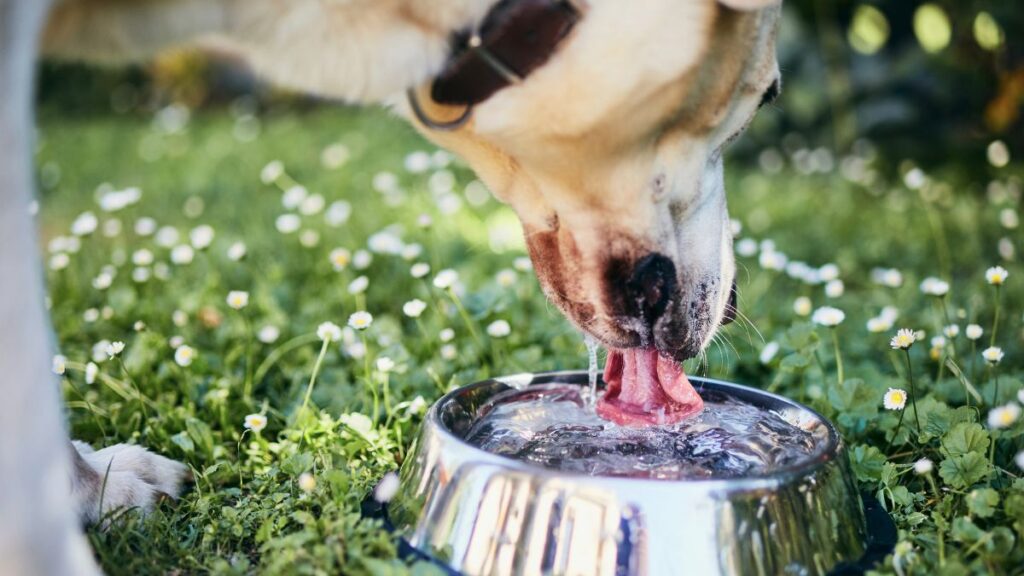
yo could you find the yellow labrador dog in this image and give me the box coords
[1,0,780,572]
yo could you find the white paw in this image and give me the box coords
[72,442,190,524]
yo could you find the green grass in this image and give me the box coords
[38,105,1024,575]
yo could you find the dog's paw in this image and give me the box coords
[73,442,190,524]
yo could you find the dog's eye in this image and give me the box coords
[758,79,780,109]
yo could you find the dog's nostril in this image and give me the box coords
[627,253,677,322]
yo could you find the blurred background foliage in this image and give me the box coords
[37,1,1021,174]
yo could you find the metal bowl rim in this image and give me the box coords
[424,370,842,489]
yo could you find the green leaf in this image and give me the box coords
[951,517,985,544]
[169,431,195,454]
[829,378,878,417]
[779,352,811,373]
[966,488,1000,518]
[939,452,991,489]
[849,444,886,482]
[941,423,989,458]
[185,417,215,457]
[281,451,314,475]
[924,405,975,440]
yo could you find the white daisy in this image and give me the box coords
[496,269,517,287]
[244,413,267,433]
[258,325,280,344]
[132,249,154,266]
[919,277,950,296]
[226,290,249,310]
[403,299,428,318]
[170,245,194,265]
[325,200,352,227]
[317,322,343,342]
[70,211,98,236]
[52,354,67,375]
[275,214,301,234]
[759,342,780,365]
[985,266,1009,285]
[867,316,893,333]
[913,458,933,475]
[348,276,369,295]
[793,296,813,317]
[982,346,1004,364]
[373,472,400,503]
[965,324,984,340]
[260,160,284,185]
[735,238,758,257]
[85,362,99,385]
[439,328,455,342]
[190,225,215,250]
[174,345,195,367]
[487,320,511,338]
[433,269,458,289]
[227,242,247,261]
[106,341,125,359]
[154,226,179,247]
[298,472,316,493]
[883,388,907,410]
[134,217,158,237]
[824,279,844,298]
[890,328,916,350]
[348,311,373,331]
[811,306,845,327]
[376,357,395,373]
[410,262,431,278]
[987,404,1020,429]
[352,250,373,270]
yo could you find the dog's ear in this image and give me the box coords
[718,0,780,11]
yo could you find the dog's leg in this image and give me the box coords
[0,1,100,574]
[70,441,190,525]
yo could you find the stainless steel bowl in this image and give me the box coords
[388,372,878,576]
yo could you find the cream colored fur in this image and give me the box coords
[1,0,779,573]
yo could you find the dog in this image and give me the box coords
[1,0,780,572]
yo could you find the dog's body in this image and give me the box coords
[1,0,779,572]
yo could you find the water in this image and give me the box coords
[584,335,599,407]
[464,384,822,480]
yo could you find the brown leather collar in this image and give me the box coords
[408,0,583,129]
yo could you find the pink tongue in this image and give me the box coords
[596,348,704,426]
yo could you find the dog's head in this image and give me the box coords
[408,0,781,361]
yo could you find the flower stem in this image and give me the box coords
[831,328,844,386]
[360,334,378,425]
[991,367,1000,407]
[904,349,921,438]
[242,311,254,401]
[448,289,483,350]
[300,339,330,413]
[990,285,1001,348]
[886,407,906,453]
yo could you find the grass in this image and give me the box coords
[37,103,1023,575]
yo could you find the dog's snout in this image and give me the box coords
[627,253,676,322]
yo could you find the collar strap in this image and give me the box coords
[430,0,581,107]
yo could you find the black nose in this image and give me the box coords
[626,253,677,322]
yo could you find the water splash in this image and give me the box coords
[584,334,600,407]
[465,384,822,480]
